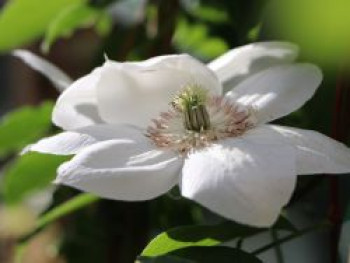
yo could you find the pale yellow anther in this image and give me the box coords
[172,84,211,132]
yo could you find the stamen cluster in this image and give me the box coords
[172,84,211,132]
[147,85,256,154]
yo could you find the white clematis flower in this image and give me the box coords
[26,42,350,227]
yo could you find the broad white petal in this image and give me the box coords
[56,138,183,201]
[13,49,73,92]
[244,125,350,175]
[225,64,322,124]
[52,68,103,130]
[24,124,142,155]
[96,54,221,128]
[181,139,296,227]
[208,42,299,93]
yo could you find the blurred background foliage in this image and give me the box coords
[0,0,349,262]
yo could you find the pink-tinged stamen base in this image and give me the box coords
[146,95,257,154]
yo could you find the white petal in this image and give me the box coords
[226,64,322,124]
[207,42,299,93]
[52,68,103,130]
[24,132,96,155]
[96,54,221,128]
[13,49,73,92]
[56,138,183,201]
[24,124,142,155]
[181,139,296,227]
[244,125,350,175]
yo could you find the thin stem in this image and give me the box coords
[271,229,284,263]
[252,222,330,256]
[236,238,244,249]
[19,193,99,244]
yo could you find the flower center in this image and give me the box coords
[147,84,256,154]
[172,84,211,132]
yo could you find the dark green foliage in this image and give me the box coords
[3,152,70,204]
[142,216,295,257]
[138,246,263,263]
[0,102,53,158]
[0,0,349,262]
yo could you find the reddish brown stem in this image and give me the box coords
[329,66,348,263]
[148,0,179,56]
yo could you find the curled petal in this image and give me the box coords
[52,68,103,130]
[225,64,322,124]
[24,132,96,156]
[56,138,183,201]
[181,139,296,227]
[244,125,350,175]
[24,124,143,155]
[13,49,73,92]
[208,42,299,92]
[96,54,222,128]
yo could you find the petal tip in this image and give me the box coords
[52,178,61,185]
[297,63,324,90]
[20,145,32,155]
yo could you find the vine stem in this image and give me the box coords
[252,222,331,256]
[271,229,284,263]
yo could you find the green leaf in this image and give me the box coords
[95,11,112,36]
[138,246,262,263]
[42,3,102,52]
[190,5,229,23]
[174,18,228,60]
[37,192,99,229]
[3,152,70,204]
[0,102,53,158]
[0,0,85,53]
[141,216,295,257]
[138,255,190,263]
